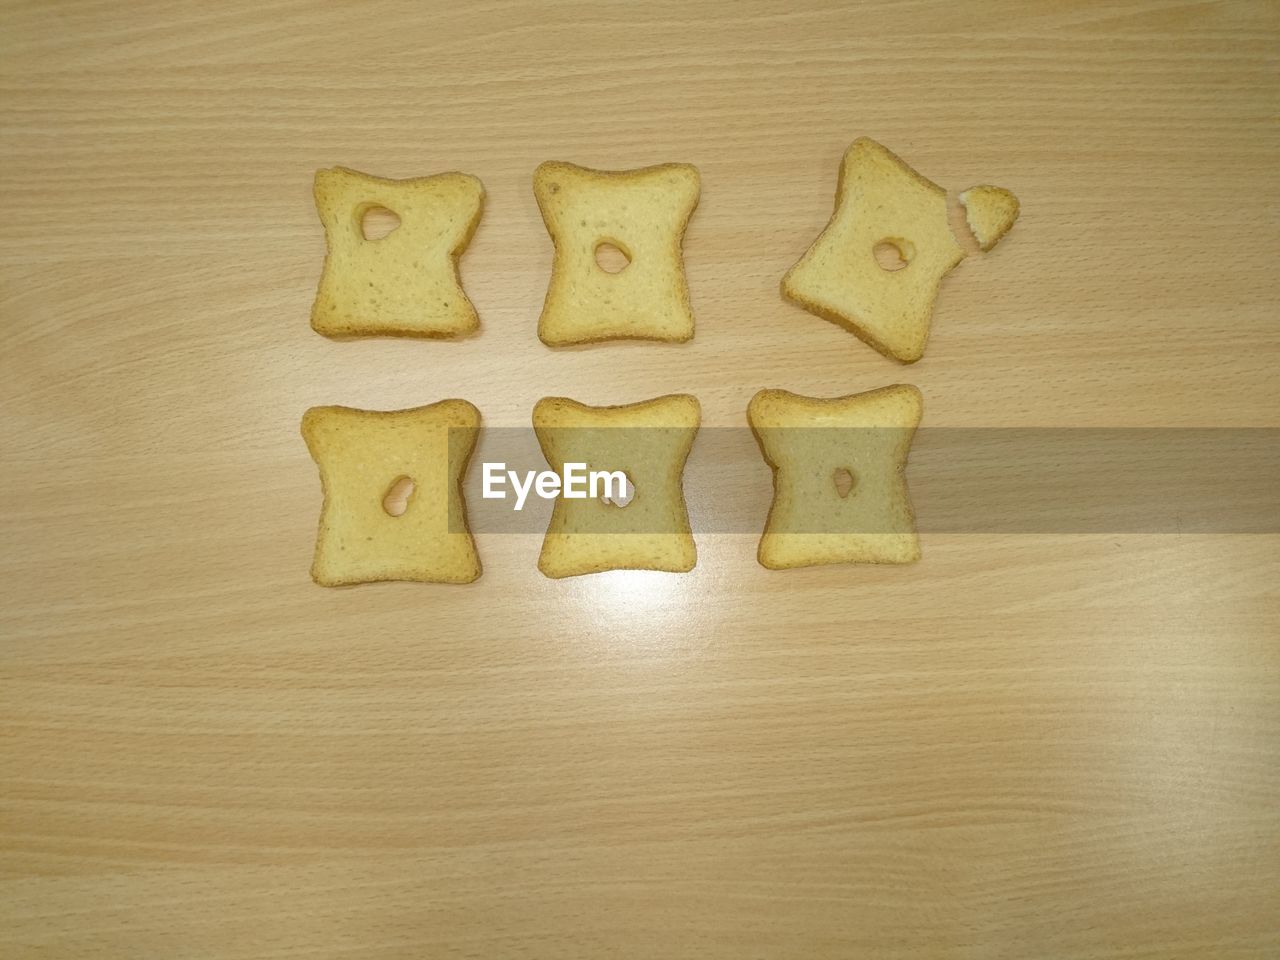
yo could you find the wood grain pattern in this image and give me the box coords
[1,1,1277,957]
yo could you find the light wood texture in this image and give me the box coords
[2,1,1277,957]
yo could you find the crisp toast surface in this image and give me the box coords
[311,166,484,339]
[302,400,482,585]
[534,161,700,345]
[749,384,923,569]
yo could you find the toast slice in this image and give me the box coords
[311,166,484,339]
[749,384,923,569]
[301,400,482,585]
[782,139,966,364]
[534,161,700,345]
[533,394,700,577]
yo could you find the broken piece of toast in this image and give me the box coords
[959,184,1020,251]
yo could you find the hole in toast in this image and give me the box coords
[382,475,415,517]
[361,205,401,241]
[832,467,856,499]
[594,241,631,274]
[600,472,635,508]
[873,239,912,271]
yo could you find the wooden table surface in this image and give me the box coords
[2,1,1277,957]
